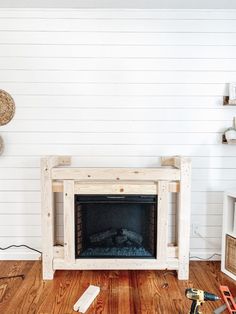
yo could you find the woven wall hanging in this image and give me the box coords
[0,89,15,126]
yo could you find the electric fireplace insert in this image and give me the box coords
[75,194,157,259]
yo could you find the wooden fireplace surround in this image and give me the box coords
[41,155,191,280]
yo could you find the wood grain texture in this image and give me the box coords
[177,158,191,280]
[63,180,75,264]
[51,167,180,181]
[41,157,55,280]
[157,181,169,264]
[43,155,188,279]
[0,261,235,314]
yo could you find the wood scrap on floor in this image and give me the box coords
[73,285,100,313]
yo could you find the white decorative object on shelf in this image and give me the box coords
[222,118,236,144]
[229,82,236,100]
[224,127,236,143]
[221,190,236,281]
[223,96,236,106]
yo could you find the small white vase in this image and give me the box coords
[225,129,236,142]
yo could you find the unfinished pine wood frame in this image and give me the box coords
[41,155,191,280]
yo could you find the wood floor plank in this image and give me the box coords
[0,261,35,312]
[0,261,235,314]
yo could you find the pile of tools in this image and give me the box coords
[185,286,236,314]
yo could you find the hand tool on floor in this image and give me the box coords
[218,286,236,314]
[214,297,236,314]
[185,288,220,314]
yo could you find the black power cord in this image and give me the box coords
[190,253,221,260]
[0,245,42,281]
[0,244,42,255]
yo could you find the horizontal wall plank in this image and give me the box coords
[1,132,225,145]
[0,203,40,214]
[0,95,225,109]
[1,45,236,58]
[0,9,236,20]
[190,237,221,249]
[0,226,41,237]
[191,226,222,238]
[9,108,235,120]
[0,192,40,203]
[2,32,236,46]
[0,214,40,226]
[0,157,41,168]
[0,82,228,96]
[190,250,221,260]
[190,215,222,226]
[192,192,223,204]
[0,237,41,249]
[1,121,229,133]
[0,169,39,179]
[1,70,236,84]
[0,18,236,32]
[191,203,222,215]
[0,251,41,260]
[192,180,236,192]
[0,58,235,71]
[0,180,39,190]
[192,169,236,180]
[3,144,236,157]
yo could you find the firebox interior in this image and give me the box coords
[75,195,157,258]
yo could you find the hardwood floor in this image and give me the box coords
[0,261,235,314]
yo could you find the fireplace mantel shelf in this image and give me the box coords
[41,155,191,280]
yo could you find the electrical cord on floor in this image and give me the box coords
[161,270,176,289]
[0,244,42,255]
[190,253,221,260]
[0,245,42,281]
[190,229,221,261]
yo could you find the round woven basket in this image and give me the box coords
[0,90,15,126]
[0,136,4,155]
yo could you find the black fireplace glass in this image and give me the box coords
[75,195,157,258]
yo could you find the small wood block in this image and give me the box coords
[73,285,100,313]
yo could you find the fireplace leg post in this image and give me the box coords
[41,157,56,280]
[42,255,54,280]
[177,157,191,280]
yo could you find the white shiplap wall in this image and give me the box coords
[0,9,236,260]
